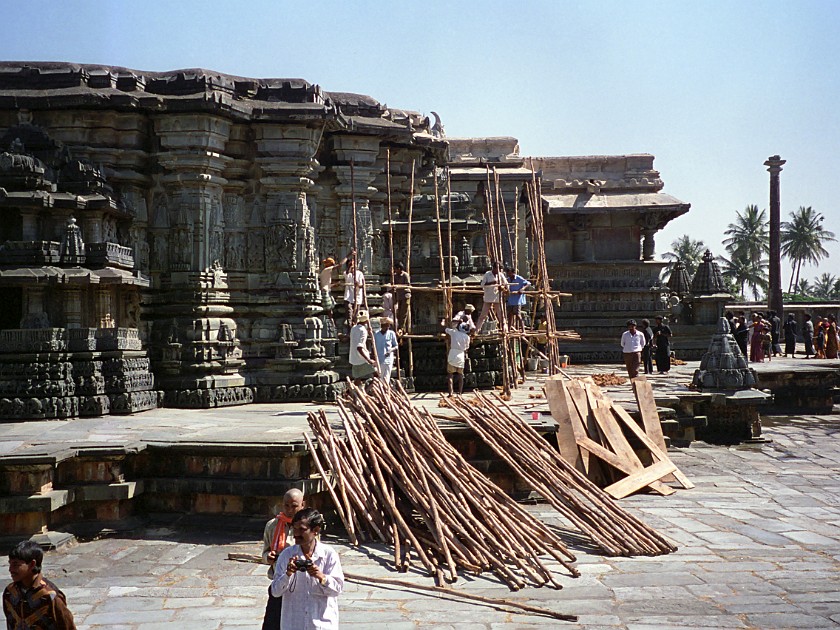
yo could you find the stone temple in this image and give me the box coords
[0,63,691,419]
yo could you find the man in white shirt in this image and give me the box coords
[474,262,508,333]
[620,319,646,379]
[270,508,344,630]
[349,310,377,385]
[343,261,365,327]
[442,318,471,395]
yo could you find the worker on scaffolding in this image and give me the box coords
[504,265,531,330]
[320,250,352,335]
[475,261,508,334]
[454,303,477,333]
[343,254,365,330]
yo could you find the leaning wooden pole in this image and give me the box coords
[446,167,454,318]
[386,149,400,381]
[433,173,449,322]
[405,160,416,382]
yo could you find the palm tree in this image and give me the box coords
[813,273,838,301]
[794,278,813,297]
[662,235,706,279]
[717,251,769,300]
[781,206,836,291]
[723,205,769,266]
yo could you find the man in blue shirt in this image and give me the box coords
[504,266,531,329]
[373,317,398,385]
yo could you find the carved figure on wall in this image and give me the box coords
[247,231,265,271]
[152,233,168,270]
[124,293,141,328]
[102,216,118,243]
[130,227,150,270]
[266,222,297,271]
[151,194,170,229]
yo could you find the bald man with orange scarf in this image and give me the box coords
[261,488,305,630]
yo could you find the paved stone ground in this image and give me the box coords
[4,405,839,629]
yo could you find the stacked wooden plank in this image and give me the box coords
[545,375,694,500]
[306,379,580,591]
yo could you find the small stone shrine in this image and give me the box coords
[691,318,756,390]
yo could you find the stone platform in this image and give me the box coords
[2,357,837,537]
[0,391,557,537]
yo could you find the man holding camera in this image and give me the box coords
[270,508,344,629]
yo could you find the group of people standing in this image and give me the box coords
[728,311,840,362]
[328,255,534,392]
[620,316,673,379]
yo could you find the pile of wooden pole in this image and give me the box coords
[446,391,678,557]
[306,379,580,591]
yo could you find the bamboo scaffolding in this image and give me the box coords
[351,159,381,376]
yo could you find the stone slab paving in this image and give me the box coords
[3,406,839,628]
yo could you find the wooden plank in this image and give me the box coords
[563,381,608,484]
[587,387,642,466]
[611,401,695,490]
[603,459,678,500]
[544,376,584,472]
[577,438,674,495]
[580,385,674,496]
[631,377,675,482]
[566,381,603,443]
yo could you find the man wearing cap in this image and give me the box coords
[349,310,377,385]
[455,304,477,333]
[374,317,399,385]
[620,319,646,379]
[441,318,471,395]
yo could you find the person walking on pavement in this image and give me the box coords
[783,314,798,357]
[620,319,645,379]
[652,315,673,374]
[261,488,306,630]
[769,310,782,357]
[639,319,654,374]
[802,313,814,359]
[4,540,77,630]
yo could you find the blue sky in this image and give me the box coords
[4,0,838,285]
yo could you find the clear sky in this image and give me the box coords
[4,0,838,286]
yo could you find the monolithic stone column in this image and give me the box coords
[765,155,785,317]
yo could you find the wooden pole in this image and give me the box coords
[406,160,416,382]
[446,167,454,319]
[386,149,401,382]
